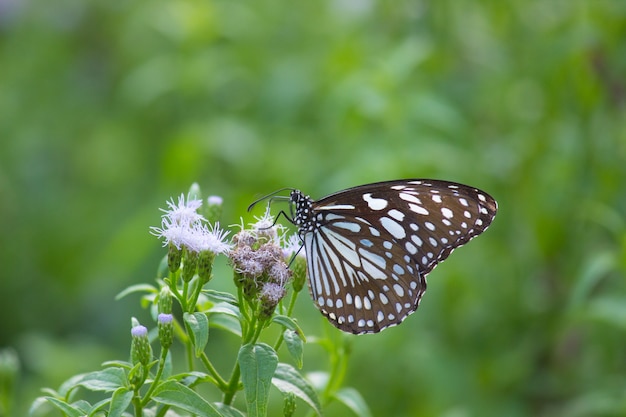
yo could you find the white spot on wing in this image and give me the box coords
[363,193,388,210]
[380,217,406,239]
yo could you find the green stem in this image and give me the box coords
[141,348,169,407]
[222,362,241,406]
[181,280,190,312]
[223,298,263,405]
[133,392,143,417]
[185,339,194,371]
[273,290,300,351]
[199,352,229,390]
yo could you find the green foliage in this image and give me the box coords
[30,192,360,416]
[2,0,626,416]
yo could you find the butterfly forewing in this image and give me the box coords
[291,179,497,334]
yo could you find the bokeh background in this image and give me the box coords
[1,0,626,416]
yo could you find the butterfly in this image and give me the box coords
[254,179,497,334]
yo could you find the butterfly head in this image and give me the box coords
[290,189,316,237]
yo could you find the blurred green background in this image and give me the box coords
[1,0,626,416]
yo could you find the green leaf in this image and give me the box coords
[203,289,240,305]
[207,302,243,336]
[78,367,127,392]
[109,387,133,417]
[209,313,242,337]
[208,302,243,319]
[184,312,209,357]
[238,343,278,417]
[283,330,303,368]
[334,387,373,417]
[57,373,88,396]
[272,315,306,341]
[115,284,158,300]
[151,380,225,417]
[42,397,85,417]
[272,363,322,416]
[215,403,248,417]
[586,296,626,330]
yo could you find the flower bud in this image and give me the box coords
[259,282,286,320]
[206,195,223,224]
[291,255,307,293]
[130,324,152,366]
[198,250,215,284]
[283,392,296,417]
[158,313,174,349]
[158,286,173,315]
[167,243,182,273]
[181,247,199,282]
[187,183,202,202]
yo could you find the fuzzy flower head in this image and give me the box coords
[252,207,283,244]
[163,194,204,227]
[282,234,305,260]
[194,222,232,255]
[151,194,206,250]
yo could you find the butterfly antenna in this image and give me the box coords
[247,188,295,212]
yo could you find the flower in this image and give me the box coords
[130,324,152,366]
[151,194,206,250]
[162,194,204,227]
[206,195,224,223]
[252,208,282,243]
[282,234,305,260]
[195,223,232,255]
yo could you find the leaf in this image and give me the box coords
[41,397,85,417]
[151,380,225,417]
[209,313,242,337]
[238,343,278,417]
[109,387,133,417]
[334,387,373,417]
[272,363,322,416]
[586,296,626,330]
[272,315,306,341]
[57,373,88,396]
[115,284,158,300]
[215,402,248,417]
[203,289,240,305]
[184,312,209,357]
[283,330,303,368]
[208,302,243,319]
[78,368,127,392]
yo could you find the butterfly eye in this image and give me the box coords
[268,179,497,334]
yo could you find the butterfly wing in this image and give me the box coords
[303,179,497,334]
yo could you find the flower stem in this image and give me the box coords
[274,290,300,351]
[141,348,169,407]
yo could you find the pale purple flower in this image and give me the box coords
[131,325,148,338]
[195,222,232,255]
[282,234,305,259]
[162,194,204,227]
[260,282,286,305]
[252,208,282,242]
[207,195,223,206]
[158,313,173,324]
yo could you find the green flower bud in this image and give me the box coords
[130,324,152,366]
[182,248,199,282]
[291,255,307,293]
[187,183,202,202]
[283,392,296,417]
[168,243,182,273]
[205,195,223,224]
[198,250,215,284]
[158,313,174,349]
[158,286,173,315]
